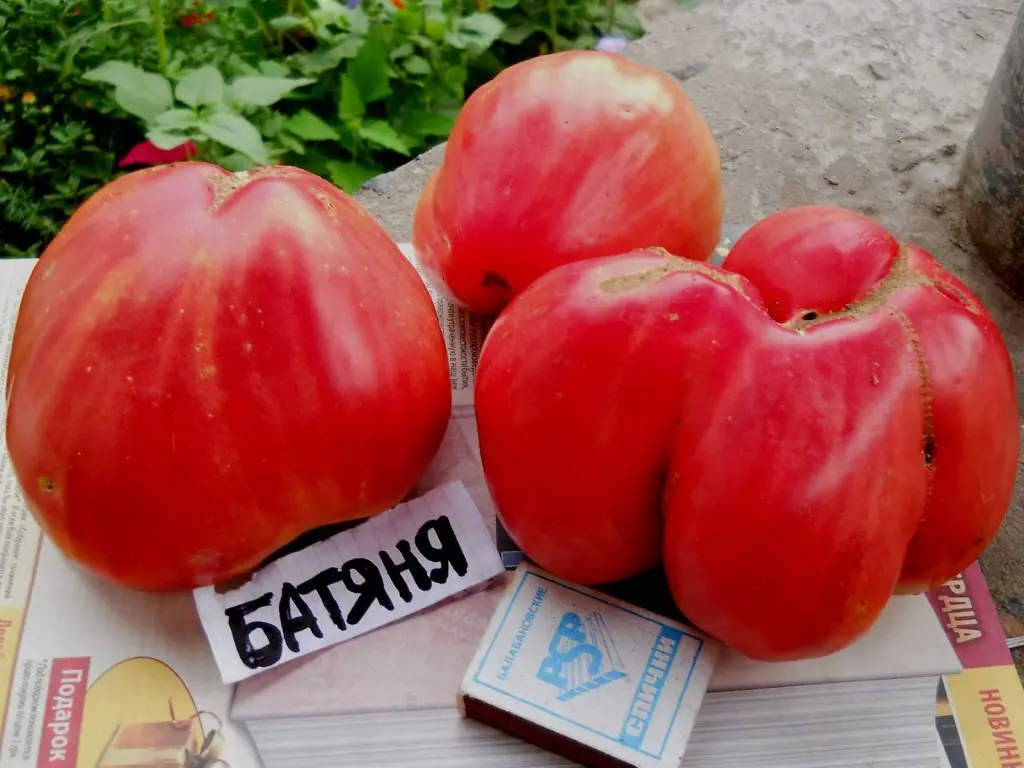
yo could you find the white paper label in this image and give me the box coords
[194,481,504,684]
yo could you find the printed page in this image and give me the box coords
[0,258,40,756]
[399,243,490,415]
[929,564,1024,768]
[0,258,262,767]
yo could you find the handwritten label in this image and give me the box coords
[194,482,504,684]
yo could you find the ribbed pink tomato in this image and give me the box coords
[475,205,1018,661]
[6,163,452,591]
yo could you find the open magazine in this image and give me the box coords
[0,240,1020,768]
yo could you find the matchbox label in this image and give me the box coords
[460,562,721,768]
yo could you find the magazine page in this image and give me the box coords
[399,243,490,416]
[930,563,1024,768]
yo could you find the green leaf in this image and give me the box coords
[294,38,363,75]
[403,111,454,137]
[570,34,598,50]
[230,76,315,107]
[80,60,143,86]
[490,0,519,7]
[175,66,224,108]
[146,130,190,150]
[500,22,537,45]
[396,9,423,34]
[338,73,365,120]
[269,15,313,31]
[358,121,409,155]
[311,0,347,21]
[277,133,306,155]
[199,113,271,164]
[114,83,173,122]
[80,60,134,83]
[348,26,392,103]
[390,43,415,59]
[444,65,469,92]
[447,13,505,53]
[285,110,340,141]
[152,108,196,131]
[403,55,432,76]
[82,61,173,121]
[424,17,446,40]
[259,60,292,78]
[346,6,371,35]
[326,160,379,193]
[612,4,646,37]
[60,19,149,79]
[260,112,287,138]
[219,152,259,173]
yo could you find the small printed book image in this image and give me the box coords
[94,701,227,768]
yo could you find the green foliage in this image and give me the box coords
[0,0,145,257]
[1,0,655,257]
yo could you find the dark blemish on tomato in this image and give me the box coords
[38,476,57,493]
[801,311,819,322]
[482,272,511,291]
[923,436,935,467]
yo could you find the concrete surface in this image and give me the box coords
[355,0,1024,674]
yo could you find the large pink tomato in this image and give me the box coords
[6,163,452,591]
[475,205,1018,661]
[413,50,723,315]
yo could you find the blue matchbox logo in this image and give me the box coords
[536,610,627,701]
[464,566,716,766]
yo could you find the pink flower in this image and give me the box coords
[118,139,198,169]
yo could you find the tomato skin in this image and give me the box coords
[661,311,930,661]
[476,205,1019,661]
[476,251,764,585]
[6,162,452,591]
[413,50,723,316]
[888,246,1020,594]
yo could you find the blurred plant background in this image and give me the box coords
[0,0,648,257]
